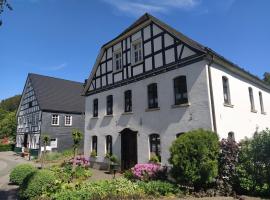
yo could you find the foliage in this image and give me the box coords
[41,135,50,169]
[9,164,37,185]
[138,180,181,197]
[217,133,239,195]
[169,129,219,190]
[0,0,13,26]
[71,129,83,170]
[131,163,164,181]
[69,155,90,168]
[0,95,21,112]
[234,129,270,197]
[90,150,97,157]
[0,143,14,151]
[123,169,136,181]
[149,152,160,163]
[263,72,270,85]
[50,178,145,200]
[19,169,55,200]
[0,111,16,139]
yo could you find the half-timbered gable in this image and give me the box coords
[84,14,206,95]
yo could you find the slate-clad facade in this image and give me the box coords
[83,13,270,169]
[16,73,85,155]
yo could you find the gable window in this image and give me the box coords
[113,50,122,72]
[259,92,265,114]
[149,134,161,160]
[222,76,231,105]
[51,114,59,126]
[124,90,132,112]
[93,99,98,117]
[174,76,188,105]
[65,115,72,126]
[148,83,158,109]
[92,136,97,153]
[248,87,256,112]
[131,39,143,65]
[106,95,113,115]
[106,135,113,156]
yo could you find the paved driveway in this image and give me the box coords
[0,151,35,200]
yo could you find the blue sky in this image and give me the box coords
[0,0,269,101]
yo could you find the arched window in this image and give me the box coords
[124,90,132,112]
[149,134,161,159]
[222,76,231,104]
[148,83,158,109]
[93,98,98,117]
[259,91,265,114]
[106,95,113,115]
[106,135,113,156]
[248,87,255,111]
[176,132,185,138]
[92,136,97,153]
[174,76,188,105]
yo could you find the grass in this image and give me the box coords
[36,149,74,164]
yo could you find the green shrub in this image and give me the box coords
[9,164,37,185]
[0,143,14,151]
[123,169,136,181]
[19,169,55,200]
[138,180,181,197]
[169,129,219,190]
[234,129,270,197]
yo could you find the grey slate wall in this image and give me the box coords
[40,111,84,152]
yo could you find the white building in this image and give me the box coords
[83,13,270,170]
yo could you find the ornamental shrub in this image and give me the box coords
[9,164,37,185]
[19,169,55,200]
[169,129,219,190]
[131,163,164,181]
[234,129,270,197]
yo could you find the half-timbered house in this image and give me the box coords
[16,73,85,156]
[83,13,270,169]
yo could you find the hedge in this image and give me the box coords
[0,143,14,151]
[10,164,37,185]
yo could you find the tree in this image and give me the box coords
[41,135,50,169]
[0,95,21,112]
[71,129,83,170]
[0,0,12,26]
[0,111,16,139]
[263,72,270,85]
[169,129,219,191]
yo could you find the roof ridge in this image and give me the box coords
[28,73,83,85]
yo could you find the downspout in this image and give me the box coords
[206,53,217,133]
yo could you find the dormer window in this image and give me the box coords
[113,50,122,72]
[131,39,143,65]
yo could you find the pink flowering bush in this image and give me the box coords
[131,163,165,181]
[69,155,90,168]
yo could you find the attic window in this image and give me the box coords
[131,39,143,65]
[113,49,122,72]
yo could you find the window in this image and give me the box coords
[131,39,143,65]
[106,135,113,156]
[148,83,158,109]
[222,76,231,104]
[50,138,58,148]
[65,115,72,126]
[29,101,33,108]
[248,87,255,111]
[149,134,161,160]
[124,90,132,112]
[113,50,122,72]
[93,99,98,117]
[51,114,59,125]
[92,136,97,153]
[106,95,113,115]
[259,92,265,114]
[174,76,188,105]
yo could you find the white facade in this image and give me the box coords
[83,14,270,168]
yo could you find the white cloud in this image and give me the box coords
[101,0,200,17]
[46,63,67,71]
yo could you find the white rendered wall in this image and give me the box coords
[210,63,270,141]
[84,60,213,165]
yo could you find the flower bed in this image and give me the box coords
[131,163,165,181]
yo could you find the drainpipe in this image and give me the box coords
[206,52,217,133]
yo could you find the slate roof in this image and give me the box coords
[28,73,84,114]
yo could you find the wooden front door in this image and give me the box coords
[23,134,28,148]
[121,128,138,170]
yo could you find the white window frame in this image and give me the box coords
[65,115,72,126]
[131,38,143,65]
[51,114,59,126]
[50,138,58,149]
[113,49,122,72]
